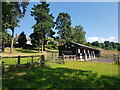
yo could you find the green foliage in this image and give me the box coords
[100,42,105,49]
[45,44,58,50]
[117,43,120,51]
[55,12,72,42]
[85,42,91,46]
[71,25,86,44]
[104,41,111,49]
[4,32,12,47]
[84,41,119,51]
[29,32,40,47]
[31,2,54,52]
[91,41,100,47]
[111,42,117,49]
[2,2,29,53]
[18,32,27,48]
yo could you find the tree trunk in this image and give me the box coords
[2,38,5,52]
[2,26,5,52]
[10,29,14,54]
[41,39,43,53]
[38,38,40,53]
[43,37,45,51]
[43,32,46,51]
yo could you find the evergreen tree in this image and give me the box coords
[117,43,120,51]
[55,12,72,43]
[104,41,112,50]
[31,2,54,53]
[29,32,40,47]
[18,32,27,48]
[111,42,117,50]
[91,41,100,47]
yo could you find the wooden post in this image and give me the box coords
[31,56,34,63]
[52,52,53,60]
[2,61,5,73]
[41,55,45,67]
[18,56,20,64]
[117,55,119,65]
[106,55,107,62]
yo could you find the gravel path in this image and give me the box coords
[87,58,114,63]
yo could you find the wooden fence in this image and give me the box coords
[1,55,45,73]
[113,54,120,65]
[2,55,43,65]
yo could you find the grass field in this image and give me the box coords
[1,48,119,88]
[101,50,119,55]
[0,48,58,57]
[2,61,119,88]
[1,48,119,57]
[2,57,40,65]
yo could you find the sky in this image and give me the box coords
[8,2,118,43]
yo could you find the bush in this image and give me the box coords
[45,44,58,50]
[23,44,34,49]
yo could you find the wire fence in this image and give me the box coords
[77,54,120,64]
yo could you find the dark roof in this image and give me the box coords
[66,42,99,50]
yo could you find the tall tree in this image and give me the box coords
[91,41,100,47]
[29,32,40,47]
[55,12,72,43]
[117,43,120,51]
[72,25,86,44]
[100,42,105,49]
[18,32,27,48]
[2,2,29,53]
[104,41,112,50]
[111,42,117,50]
[85,42,91,46]
[4,32,12,47]
[31,2,54,53]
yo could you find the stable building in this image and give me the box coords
[58,42,100,61]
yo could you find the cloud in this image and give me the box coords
[87,36,117,42]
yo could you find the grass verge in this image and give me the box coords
[2,61,119,88]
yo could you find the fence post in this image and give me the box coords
[52,52,53,60]
[18,56,20,64]
[106,55,107,62]
[2,61,5,73]
[41,55,45,67]
[117,55,119,65]
[31,56,34,63]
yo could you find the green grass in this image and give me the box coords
[2,57,40,65]
[2,61,119,88]
[45,48,59,52]
[15,48,39,53]
[50,61,118,76]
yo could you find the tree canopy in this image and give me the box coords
[55,12,72,42]
[2,2,29,53]
[71,25,86,44]
[18,32,27,48]
[31,2,54,53]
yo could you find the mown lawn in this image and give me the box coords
[2,61,119,88]
[1,48,58,57]
[2,57,40,65]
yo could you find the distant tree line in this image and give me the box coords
[85,41,120,51]
[2,1,120,53]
